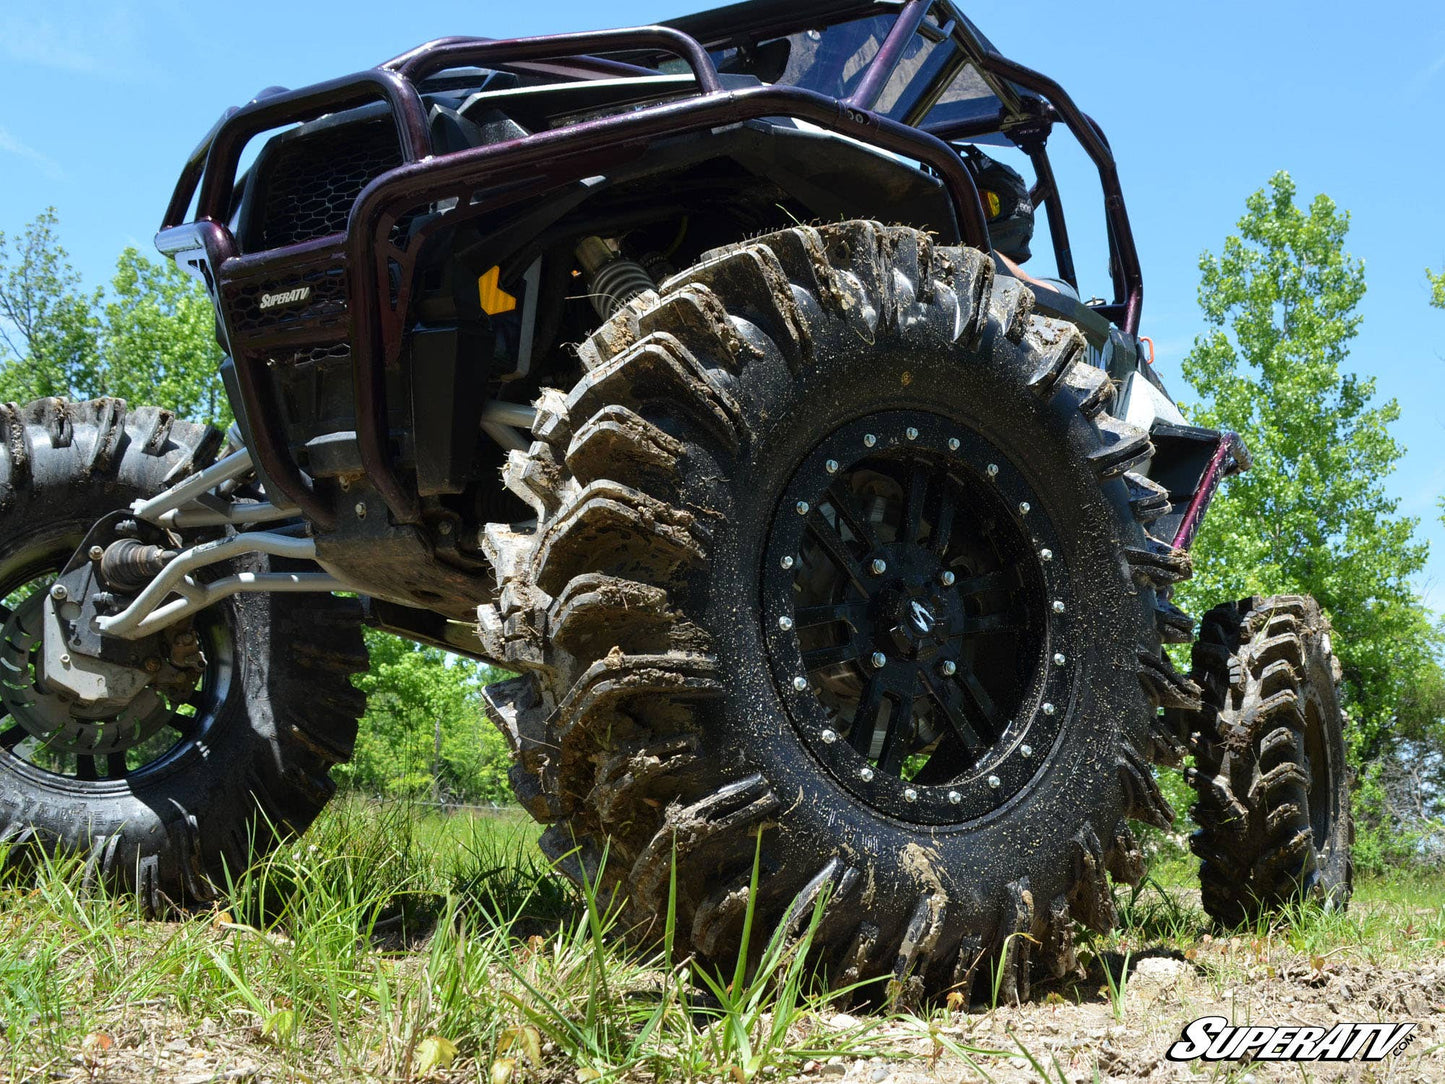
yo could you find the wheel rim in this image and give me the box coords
[762,411,1072,825]
[0,542,234,787]
[1302,696,1335,852]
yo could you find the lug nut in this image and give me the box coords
[939,571,955,587]
[1018,501,1031,515]
[49,584,68,601]
[88,546,105,562]
[905,426,919,441]
[1053,653,1066,666]
[939,660,957,676]
[825,459,839,474]
[870,558,887,576]
[781,555,795,570]
[438,520,453,536]
[948,438,960,452]
[860,767,875,782]
[988,775,1001,789]
[792,675,809,692]
[1040,548,1054,562]
[870,651,887,669]
[948,790,962,804]
[986,463,999,478]
[796,500,810,515]
[778,616,794,631]
[863,433,877,447]
[904,787,918,802]
[1052,600,1066,614]
[354,501,367,519]
[1021,744,1033,758]
[1042,702,1056,715]
[821,728,837,744]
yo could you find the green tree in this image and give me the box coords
[0,208,103,400]
[1176,172,1441,764]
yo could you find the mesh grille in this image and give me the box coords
[225,264,349,338]
[256,118,401,249]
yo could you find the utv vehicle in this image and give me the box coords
[0,0,1351,998]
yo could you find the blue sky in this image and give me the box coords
[2,0,1443,615]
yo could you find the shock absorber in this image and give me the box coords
[575,236,655,320]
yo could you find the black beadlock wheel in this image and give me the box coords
[481,222,1199,1002]
[1187,595,1353,925]
[0,398,368,909]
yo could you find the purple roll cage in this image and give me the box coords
[156,0,1211,539]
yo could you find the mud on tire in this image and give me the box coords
[481,222,1197,1001]
[0,398,368,909]
[1187,595,1353,925]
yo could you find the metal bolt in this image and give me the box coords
[796,500,810,516]
[870,651,887,669]
[986,463,999,478]
[1021,744,1033,758]
[948,790,962,804]
[88,546,105,562]
[870,558,887,576]
[939,660,957,677]
[904,787,918,802]
[143,657,162,674]
[778,616,794,631]
[1053,652,1067,666]
[860,767,875,782]
[988,775,1001,789]
[438,520,453,536]
[1042,702,1056,716]
[821,728,837,744]
[905,426,919,441]
[948,438,960,452]
[1040,548,1054,562]
[781,555,795,570]
[59,654,71,667]
[792,675,809,692]
[354,501,367,519]
[863,433,877,447]
[1018,501,1031,515]
[1052,600,1066,614]
[49,584,67,601]
[939,571,955,587]
[825,459,839,474]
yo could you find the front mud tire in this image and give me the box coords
[482,222,1196,1002]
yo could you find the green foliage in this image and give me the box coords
[1177,172,1442,763]
[338,629,514,804]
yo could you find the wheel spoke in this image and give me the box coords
[76,755,99,782]
[877,672,919,776]
[801,641,860,672]
[0,725,24,751]
[804,512,869,594]
[954,669,1002,739]
[106,753,128,780]
[900,463,929,545]
[794,601,869,631]
[930,477,958,556]
[825,482,884,554]
[952,570,1012,597]
[848,674,886,755]
[952,612,1021,637]
[920,670,988,755]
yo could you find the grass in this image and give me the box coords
[0,800,1440,1083]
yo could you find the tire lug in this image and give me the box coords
[354,501,367,519]
[870,651,887,669]
[1040,548,1054,562]
[1053,652,1066,666]
[1018,501,1031,515]
[1042,702,1056,715]
[1021,744,1033,758]
[986,463,999,478]
[781,555,795,570]
[948,438,960,452]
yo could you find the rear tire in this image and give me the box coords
[0,398,368,909]
[1187,594,1353,924]
[482,222,1197,1001]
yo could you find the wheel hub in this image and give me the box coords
[761,411,1074,824]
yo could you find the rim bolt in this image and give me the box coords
[1052,600,1066,614]
[1040,548,1054,562]
[1053,652,1066,666]
[870,558,887,576]
[948,790,962,804]
[781,555,795,570]
[939,571,955,587]
[144,656,162,673]
[1018,501,1031,515]
[825,459,839,474]
[986,463,999,478]
[904,787,918,802]
[59,654,71,667]
[988,775,1002,789]
[88,546,105,562]
[1021,744,1034,758]
[355,501,367,518]
[796,500,810,515]
[939,660,957,676]
[860,767,875,782]
[778,616,794,631]
[821,728,837,744]
[49,584,68,601]
[948,438,960,452]
[793,676,809,692]
[863,433,877,448]
[870,651,887,669]
[1042,702,1056,716]
[905,426,919,441]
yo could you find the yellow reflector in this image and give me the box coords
[982,190,1002,219]
[478,265,517,316]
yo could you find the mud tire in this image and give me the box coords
[482,222,1196,1001]
[1187,595,1353,925]
[0,398,368,909]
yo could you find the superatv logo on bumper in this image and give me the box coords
[1167,1016,1416,1062]
[258,287,312,310]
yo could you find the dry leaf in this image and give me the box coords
[80,1033,113,1059]
[490,1057,517,1084]
[212,910,234,929]
[499,1025,542,1065]
[577,1070,601,1083]
[416,1036,459,1075]
[945,991,966,1012]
